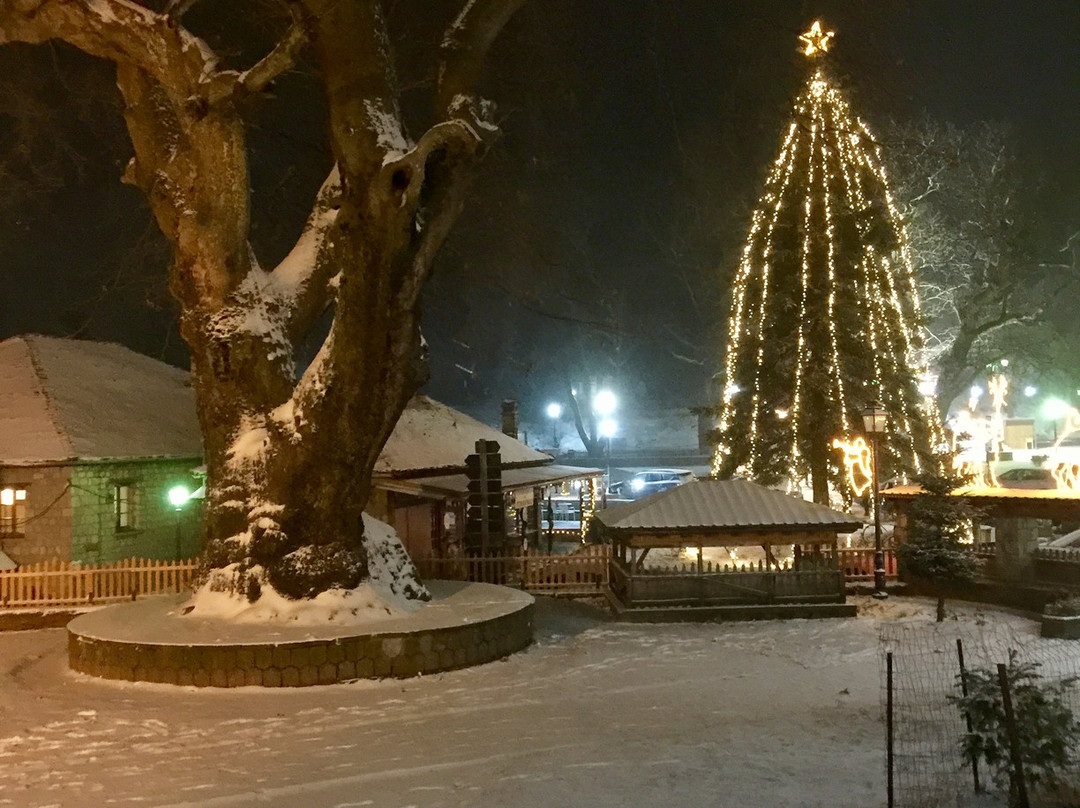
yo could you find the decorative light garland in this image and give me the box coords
[832,437,873,496]
[712,21,935,489]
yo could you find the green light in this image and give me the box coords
[167,485,191,509]
[1043,398,1070,421]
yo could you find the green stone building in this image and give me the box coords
[0,335,203,565]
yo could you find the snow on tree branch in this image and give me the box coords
[0,0,212,101]
[202,3,312,108]
[270,167,342,341]
[438,0,526,121]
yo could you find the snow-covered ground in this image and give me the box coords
[0,597,1036,808]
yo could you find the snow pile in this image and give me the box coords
[181,515,428,627]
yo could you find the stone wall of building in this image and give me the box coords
[69,458,203,563]
[0,464,73,564]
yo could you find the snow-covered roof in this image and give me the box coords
[597,479,861,536]
[374,396,551,477]
[0,335,202,465]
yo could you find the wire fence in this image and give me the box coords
[880,620,1080,808]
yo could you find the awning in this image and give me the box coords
[373,463,604,499]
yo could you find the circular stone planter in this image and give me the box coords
[68,580,533,687]
[1041,613,1080,640]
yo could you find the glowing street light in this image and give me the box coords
[592,390,617,417]
[1044,398,1071,445]
[545,402,562,446]
[1024,385,1038,398]
[167,485,191,510]
[167,484,191,561]
[1043,398,1071,420]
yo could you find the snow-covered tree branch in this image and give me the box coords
[885,117,1046,411]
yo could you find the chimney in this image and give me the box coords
[501,399,519,440]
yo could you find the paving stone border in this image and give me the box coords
[68,583,534,687]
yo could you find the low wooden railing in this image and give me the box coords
[414,546,611,597]
[0,557,199,608]
[609,561,845,607]
[829,548,899,582]
[630,550,899,581]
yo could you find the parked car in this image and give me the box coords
[609,469,693,499]
[995,467,1056,490]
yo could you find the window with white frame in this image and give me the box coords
[114,483,136,531]
[0,487,27,537]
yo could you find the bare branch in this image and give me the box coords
[204,4,311,107]
[163,0,202,22]
[0,0,210,102]
[387,121,483,311]
[437,0,526,120]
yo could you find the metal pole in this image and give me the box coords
[997,662,1029,808]
[174,510,182,561]
[605,437,611,492]
[956,638,982,793]
[886,651,894,808]
[872,434,887,598]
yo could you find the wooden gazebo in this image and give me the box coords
[596,479,861,621]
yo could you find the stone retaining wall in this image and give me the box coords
[69,602,533,687]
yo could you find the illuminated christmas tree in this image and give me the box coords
[711,21,936,502]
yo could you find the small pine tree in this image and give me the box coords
[949,652,1080,799]
[896,454,979,621]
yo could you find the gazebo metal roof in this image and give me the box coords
[596,478,861,537]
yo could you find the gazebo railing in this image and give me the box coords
[609,560,845,608]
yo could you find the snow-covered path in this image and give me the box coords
[0,597,1024,808]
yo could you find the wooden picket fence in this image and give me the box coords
[414,545,611,597]
[830,548,899,582]
[0,557,200,608]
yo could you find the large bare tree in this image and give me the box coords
[884,117,1047,412]
[0,0,524,600]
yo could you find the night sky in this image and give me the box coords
[1,1,1077,423]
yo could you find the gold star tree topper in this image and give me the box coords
[798,20,835,57]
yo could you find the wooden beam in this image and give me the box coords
[624,530,843,548]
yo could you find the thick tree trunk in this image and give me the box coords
[1,0,525,603]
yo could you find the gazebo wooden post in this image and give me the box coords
[697,544,705,605]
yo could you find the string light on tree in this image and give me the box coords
[712,21,937,502]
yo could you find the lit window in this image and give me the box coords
[114,484,136,531]
[0,487,27,537]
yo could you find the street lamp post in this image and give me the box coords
[546,402,563,447]
[1043,397,1070,447]
[861,401,889,599]
[592,390,618,491]
[168,484,190,561]
[598,417,617,492]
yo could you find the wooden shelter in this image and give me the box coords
[882,484,1080,584]
[596,479,861,620]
